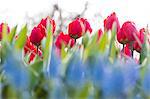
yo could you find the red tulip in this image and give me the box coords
[104,12,120,33]
[68,18,92,39]
[120,21,138,43]
[122,44,132,57]
[22,35,43,63]
[133,28,145,53]
[23,36,43,63]
[117,28,128,44]
[79,18,92,33]
[24,36,33,55]
[0,23,10,40]
[38,17,56,34]
[29,47,42,63]
[55,32,75,49]
[37,24,46,37]
[30,27,44,46]
[97,28,103,42]
[68,19,82,39]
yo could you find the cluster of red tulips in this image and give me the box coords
[24,17,56,63]
[104,12,147,57]
[0,12,150,63]
[24,17,94,63]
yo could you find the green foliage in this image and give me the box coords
[43,21,53,71]
[8,25,17,44]
[99,32,109,53]
[15,25,27,49]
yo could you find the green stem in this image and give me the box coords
[37,45,39,54]
[75,39,76,43]
[122,44,125,51]
[129,42,134,58]
[131,50,134,58]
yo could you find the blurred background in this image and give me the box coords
[0,0,150,32]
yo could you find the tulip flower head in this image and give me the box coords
[55,32,75,49]
[24,36,33,55]
[30,27,44,46]
[68,18,92,39]
[97,28,103,42]
[122,44,132,57]
[38,17,56,34]
[117,28,128,44]
[121,21,138,43]
[133,28,145,53]
[24,36,43,63]
[104,12,120,33]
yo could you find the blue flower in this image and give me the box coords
[47,48,61,79]
[122,59,139,92]
[4,52,29,90]
[65,52,86,88]
[85,56,105,89]
[102,66,124,98]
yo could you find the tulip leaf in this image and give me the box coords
[82,33,90,48]
[43,20,53,72]
[61,43,68,60]
[60,51,73,77]
[109,27,118,62]
[99,32,108,53]
[43,26,52,60]
[8,25,17,44]
[1,85,19,98]
[139,29,149,65]
[140,60,147,80]
[29,60,43,77]
[15,25,27,49]
[27,61,43,91]
[77,83,92,98]
[109,42,118,62]
[83,33,99,60]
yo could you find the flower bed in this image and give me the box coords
[0,12,150,98]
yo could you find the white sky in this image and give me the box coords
[0,0,150,31]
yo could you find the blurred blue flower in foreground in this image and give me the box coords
[4,51,29,90]
[102,66,124,98]
[122,59,139,92]
[47,47,61,79]
[85,55,105,89]
[65,52,86,89]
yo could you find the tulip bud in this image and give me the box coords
[104,12,120,33]
[0,23,10,41]
[133,28,145,53]
[97,28,103,42]
[38,17,56,34]
[30,27,44,46]
[122,44,132,57]
[68,18,92,39]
